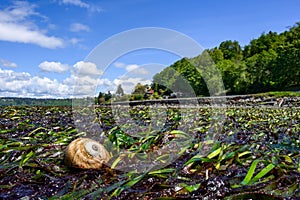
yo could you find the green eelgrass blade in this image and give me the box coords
[249,163,275,184]
[241,159,260,185]
[207,147,221,159]
[110,174,145,197]
[148,168,175,175]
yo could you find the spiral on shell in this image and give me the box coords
[64,138,111,169]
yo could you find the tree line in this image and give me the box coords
[152,22,300,97]
[98,22,299,102]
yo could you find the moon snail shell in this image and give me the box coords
[64,138,111,169]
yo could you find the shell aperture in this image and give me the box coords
[85,141,104,157]
[64,138,111,169]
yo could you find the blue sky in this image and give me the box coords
[0,0,299,98]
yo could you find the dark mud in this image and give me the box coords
[0,99,299,199]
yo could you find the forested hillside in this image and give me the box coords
[153,22,300,96]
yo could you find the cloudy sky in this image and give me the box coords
[0,0,299,98]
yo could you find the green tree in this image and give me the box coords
[116,84,124,96]
[104,91,112,101]
[219,40,242,60]
[272,23,300,90]
[245,49,278,93]
[152,67,178,96]
[152,21,300,96]
[208,48,224,63]
[97,92,105,104]
[132,83,146,95]
[243,31,283,58]
[130,83,146,100]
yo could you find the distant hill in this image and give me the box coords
[0,97,72,106]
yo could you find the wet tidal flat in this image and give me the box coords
[0,104,299,199]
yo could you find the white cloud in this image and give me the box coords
[0,23,64,48]
[125,64,139,71]
[61,0,90,8]
[0,1,64,48]
[68,38,88,50]
[64,74,113,96]
[0,68,70,98]
[62,61,108,96]
[0,58,17,68]
[38,61,69,73]
[27,76,69,97]
[114,62,125,68]
[70,23,90,32]
[113,62,150,75]
[59,0,103,12]
[113,76,151,94]
[110,62,153,93]
[1,59,156,98]
[73,61,103,76]
[130,67,149,75]
[125,65,149,75]
[0,1,38,22]
[69,38,81,44]
[0,66,110,98]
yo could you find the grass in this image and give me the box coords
[254,91,300,97]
